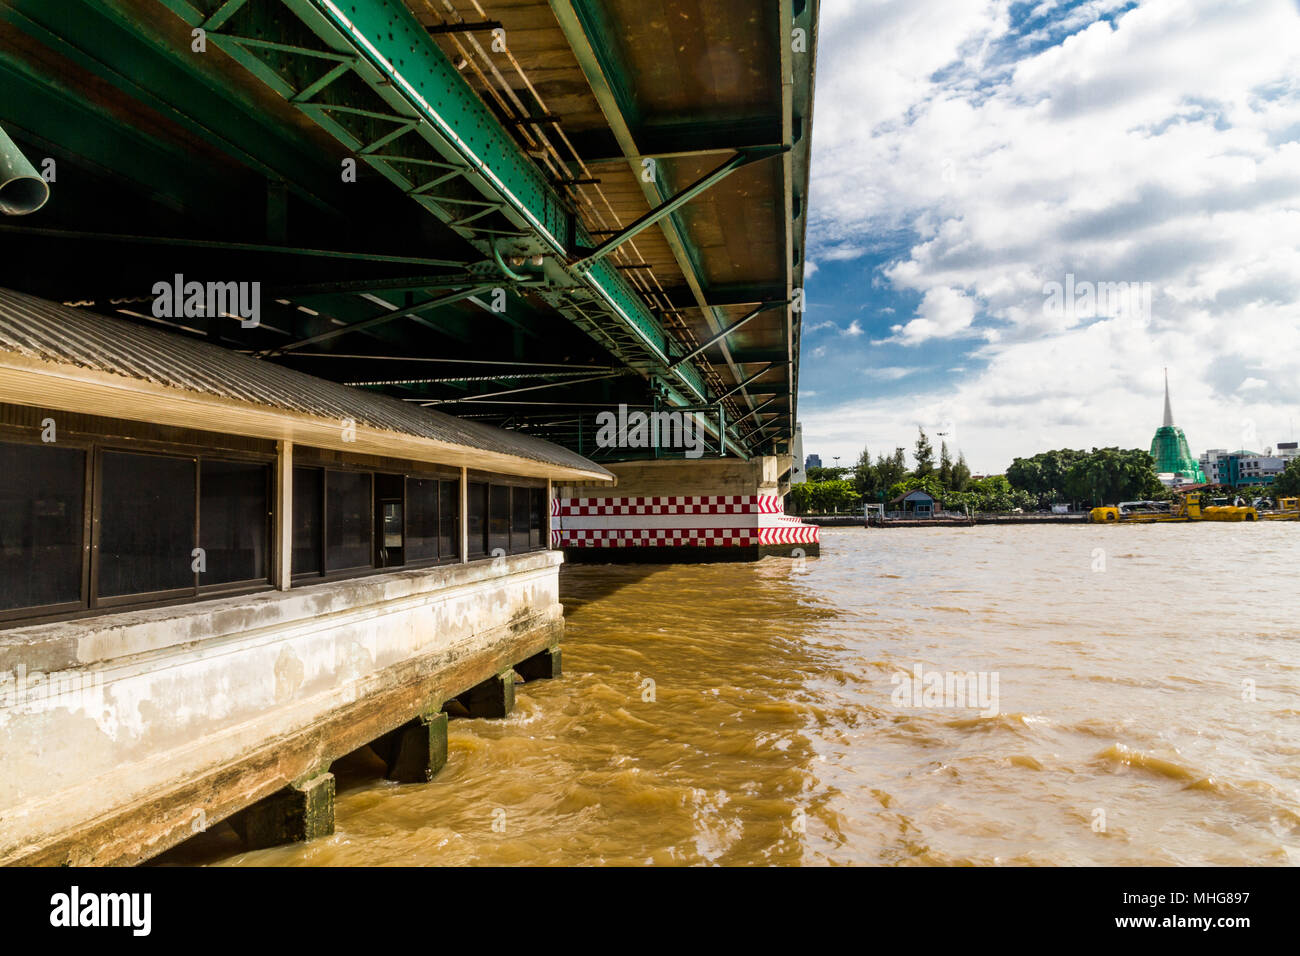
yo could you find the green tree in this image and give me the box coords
[1062,447,1163,506]
[805,465,848,482]
[914,427,935,477]
[875,447,908,496]
[1007,448,1089,508]
[950,452,972,492]
[852,446,880,500]
[788,479,859,514]
[1272,458,1300,496]
[938,441,953,488]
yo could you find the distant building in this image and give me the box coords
[1278,441,1298,460]
[889,489,937,518]
[1150,370,1205,484]
[1200,448,1285,488]
[805,453,822,471]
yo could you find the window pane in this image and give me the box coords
[406,476,438,562]
[200,460,268,586]
[326,470,370,571]
[0,442,84,612]
[511,486,531,553]
[439,479,458,560]
[467,482,487,558]
[488,484,509,556]
[531,487,545,550]
[99,451,195,598]
[293,467,322,575]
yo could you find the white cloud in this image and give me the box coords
[863,366,915,380]
[885,286,978,344]
[801,0,1300,472]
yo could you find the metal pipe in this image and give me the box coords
[0,125,49,215]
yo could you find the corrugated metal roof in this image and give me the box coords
[0,287,612,477]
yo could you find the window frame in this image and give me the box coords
[403,471,461,569]
[292,463,380,584]
[0,418,553,627]
[0,427,276,628]
[197,456,275,596]
[0,434,93,625]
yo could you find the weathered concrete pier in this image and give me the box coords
[0,0,819,864]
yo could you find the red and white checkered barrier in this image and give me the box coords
[553,495,783,516]
[552,494,817,548]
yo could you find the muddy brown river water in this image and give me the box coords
[175,524,1299,866]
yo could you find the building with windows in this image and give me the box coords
[1198,448,1285,488]
[888,489,937,518]
[805,454,823,470]
[0,290,610,865]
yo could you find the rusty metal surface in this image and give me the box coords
[0,286,611,475]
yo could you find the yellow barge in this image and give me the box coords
[1090,493,1300,523]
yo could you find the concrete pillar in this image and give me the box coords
[555,457,819,562]
[459,465,469,563]
[229,772,334,850]
[516,646,561,681]
[371,712,449,784]
[274,440,293,590]
[457,669,514,718]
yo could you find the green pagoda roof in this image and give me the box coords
[1149,370,1205,481]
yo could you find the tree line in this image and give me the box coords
[792,431,1171,514]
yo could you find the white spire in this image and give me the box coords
[1162,368,1174,427]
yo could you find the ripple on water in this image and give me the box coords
[187,524,1300,867]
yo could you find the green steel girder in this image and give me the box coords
[0,58,225,220]
[151,0,748,453]
[4,0,346,214]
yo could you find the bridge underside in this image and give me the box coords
[0,0,822,867]
[0,0,817,464]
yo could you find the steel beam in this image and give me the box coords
[0,225,464,268]
[571,148,784,270]
[265,285,491,354]
[667,302,788,370]
[159,0,723,436]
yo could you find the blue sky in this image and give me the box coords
[799,0,1300,474]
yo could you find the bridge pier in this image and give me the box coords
[457,670,516,719]
[555,458,820,562]
[229,773,336,851]
[517,646,562,681]
[372,712,450,785]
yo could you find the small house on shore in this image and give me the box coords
[889,489,938,518]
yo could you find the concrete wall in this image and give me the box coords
[0,552,563,865]
[559,455,790,498]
